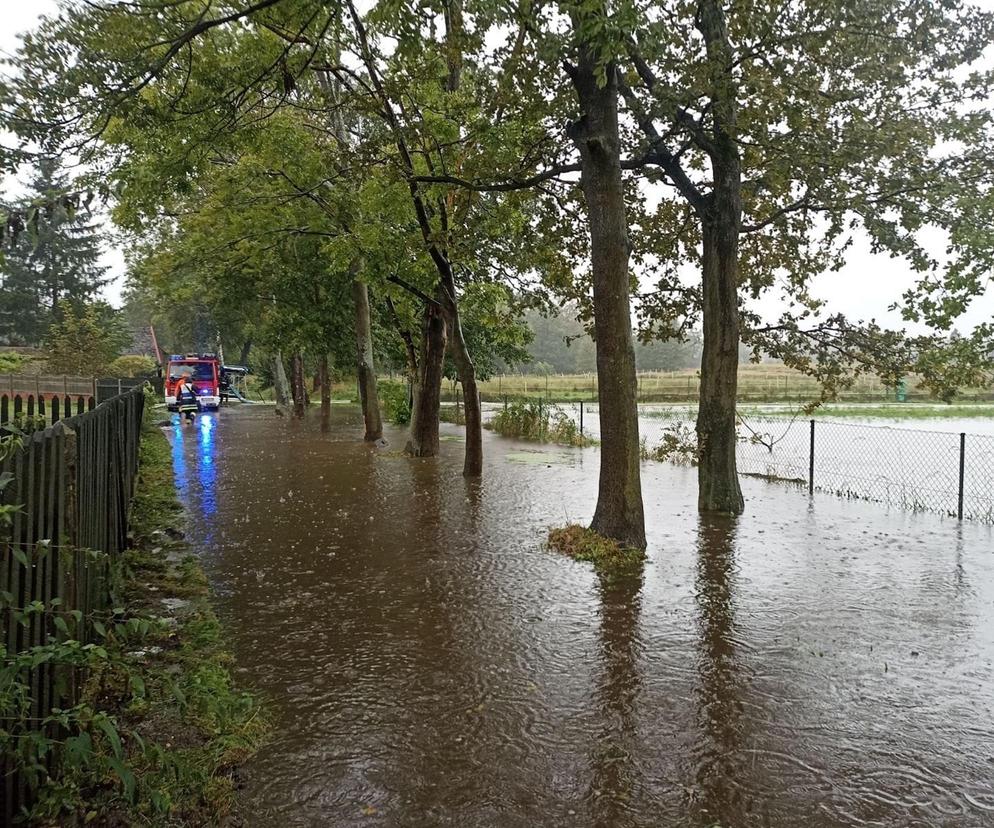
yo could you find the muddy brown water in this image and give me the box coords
[167,406,994,827]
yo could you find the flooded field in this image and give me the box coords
[480,402,994,522]
[168,406,994,827]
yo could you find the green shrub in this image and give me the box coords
[641,422,699,465]
[0,351,29,373]
[108,355,157,378]
[488,401,591,447]
[488,400,547,440]
[8,413,47,434]
[379,380,411,425]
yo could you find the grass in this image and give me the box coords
[642,402,994,421]
[16,416,267,825]
[547,524,646,578]
[460,366,994,404]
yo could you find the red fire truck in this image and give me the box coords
[164,354,222,411]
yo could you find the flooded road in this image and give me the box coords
[169,406,994,827]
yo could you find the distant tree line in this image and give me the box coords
[515,307,704,375]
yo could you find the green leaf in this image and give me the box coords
[108,756,137,802]
[95,715,123,759]
[64,732,93,766]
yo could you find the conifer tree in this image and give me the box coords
[0,157,108,345]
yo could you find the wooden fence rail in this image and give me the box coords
[0,385,146,822]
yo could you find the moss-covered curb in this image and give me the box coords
[547,524,646,579]
[27,420,266,825]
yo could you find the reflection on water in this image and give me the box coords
[171,413,217,532]
[166,407,994,827]
[690,515,746,825]
[588,572,644,825]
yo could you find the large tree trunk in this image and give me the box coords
[353,279,384,441]
[440,288,483,477]
[696,0,744,515]
[290,352,306,419]
[239,339,252,366]
[405,301,446,457]
[319,353,332,432]
[567,46,646,549]
[272,352,292,416]
[697,221,743,514]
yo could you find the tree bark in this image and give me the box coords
[567,45,646,549]
[319,353,332,432]
[290,352,306,418]
[440,288,482,477]
[353,278,384,441]
[405,301,446,457]
[696,0,744,514]
[272,351,292,416]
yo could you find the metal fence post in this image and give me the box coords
[958,432,966,520]
[808,420,815,496]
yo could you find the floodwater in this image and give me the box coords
[478,402,994,522]
[168,406,994,827]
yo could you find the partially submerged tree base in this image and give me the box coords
[547,524,646,579]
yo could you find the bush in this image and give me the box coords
[46,301,130,376]
[8,413,47,434]
[488,400,547,440]
[641,422,699,465]
[108,354,157,378]
[488,400,591,447]
[0,351,29,373]
[379,380,411,425]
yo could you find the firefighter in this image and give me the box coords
[177,374,199,423]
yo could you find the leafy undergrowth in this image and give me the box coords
[547,524,646,578]
[9,420,266,825]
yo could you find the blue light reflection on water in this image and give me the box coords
[169,412,218,523]
[197,414,218,518]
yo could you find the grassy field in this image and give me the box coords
[468,365,994,404]
[644,402,994,420]
[240,366,994,410]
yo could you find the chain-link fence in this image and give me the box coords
[479,399,994,523]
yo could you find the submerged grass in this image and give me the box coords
[547,524,646,578]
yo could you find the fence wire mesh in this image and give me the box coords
[481,398,994,523]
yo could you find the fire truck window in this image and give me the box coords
[169,364,214,381]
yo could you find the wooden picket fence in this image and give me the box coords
[1,385,146,822]
[0,375,162,428]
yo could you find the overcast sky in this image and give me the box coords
[1,0,992,334]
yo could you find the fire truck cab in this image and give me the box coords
[165,354,222,411]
